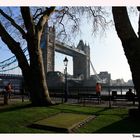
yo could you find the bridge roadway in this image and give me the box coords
[55,40,86,56]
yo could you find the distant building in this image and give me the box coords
[126,79,134,86]
[98,71,111,84]
[46,71,64,88]
[0,74,23,90]
[88,71,111,86]
[111,78,126,86]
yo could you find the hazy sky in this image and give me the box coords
[0,6,139,82]
[55,7,139,82]
[55,26,132,82]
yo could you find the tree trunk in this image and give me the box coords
[112,7,140,110]
[23,71,52,106]
[122,38,140,110]
[23,34,53,106]
[19,7,55,106]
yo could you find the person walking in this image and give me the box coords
[96,82,101,103]
[96,82,101,95]
[5,82,13,99]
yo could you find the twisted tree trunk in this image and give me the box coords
[112,7,140,110]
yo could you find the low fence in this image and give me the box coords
[0,85,136,105]
[48,85,135,99]
[0,85,135,96]
[48,85,137,107]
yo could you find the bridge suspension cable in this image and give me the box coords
[0,47,28,73]
[90,60,102,82]
[0,47,27,65]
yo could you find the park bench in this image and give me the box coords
[78,93,101,104]
[111,91,138,105]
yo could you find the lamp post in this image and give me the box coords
[63,57,68,102]
[108,74,111,108]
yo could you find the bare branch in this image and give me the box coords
[0,22,19,51]
[55,8,67,38]
[0,9,27,39]
[33,8,43,20]
[0,22,29,70]
[36,7,55,33]
[20,7,35,36]
[52,7,80,40]
[66,8,80,30]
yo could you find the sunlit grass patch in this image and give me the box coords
[32,113,95,132]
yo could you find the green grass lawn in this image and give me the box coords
[0,101,140,133]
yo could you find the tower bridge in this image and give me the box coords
[0,25,105,85]
[41,25,90,80]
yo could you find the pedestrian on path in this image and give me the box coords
[4,82,13,105]
[96,82,101,95]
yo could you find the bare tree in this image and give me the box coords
[112,7,140,111]
[0,7,55,106]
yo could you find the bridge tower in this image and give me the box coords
[73,40,90,79]
[41,24,55,76]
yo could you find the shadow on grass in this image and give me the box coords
[0,103,32,113]
[0,102,63,114]
[50,104,111,116]
[51,104,128,116]
[95,116,140,133]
